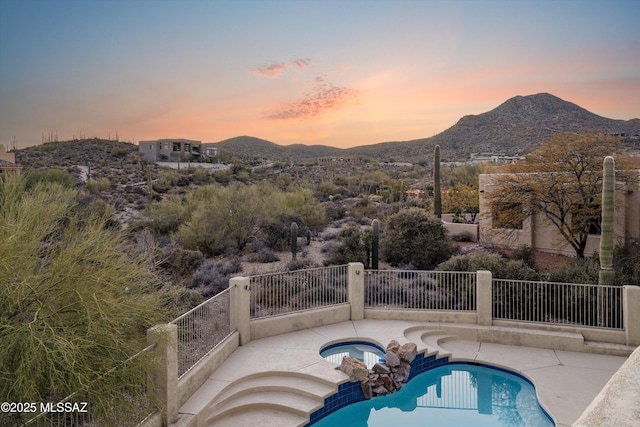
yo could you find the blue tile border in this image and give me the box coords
[305,351,450,426]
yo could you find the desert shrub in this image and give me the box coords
[190,257,242,297]
[193,167,211,183]
[381,208,455,270]
[547,255,600,284]
[160,286,204,318]
[24,168,75,189]
[176,184,265,255]
[286,258,318,271]
[213,169,232,183]
[145,194,187,235]
[246,247,280,263]
[451,231,475,242]
[245,240,280,263]
[258,220,290,251]
[86,177,112,192]
[325,225,373,267]
[349,199,381,222]
[324,202,347,221]
[159,243,204,280]
[508,244,537,271]
[437,252,539,280]
[614,242,640,285]
[1,176,168,415]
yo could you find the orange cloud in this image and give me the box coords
[250,58,311,79]
[266,82,358,120]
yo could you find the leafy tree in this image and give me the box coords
[0,176,168,420]
[380,208,455,269]
[442,184,479,221]
[484,131,631,258]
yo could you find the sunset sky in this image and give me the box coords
[1,0,639,149]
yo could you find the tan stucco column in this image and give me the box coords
[624,285,640,346]
[348,262,365,320]
[147,323,178,425]
[476,270,493,326]
[230,277,251,345]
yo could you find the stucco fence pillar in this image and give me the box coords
[624,285,640,346]
[147,323,178,425]
[476,270,493,326]
[229,276,252,345]
[348,262,365,320]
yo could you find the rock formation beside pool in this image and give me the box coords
[339,340,418,400]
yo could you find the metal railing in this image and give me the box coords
[250,265,349,319]
[364,270,477,311]
[493,279,624,329]
[171,288,233,378]
[12,344,157,427]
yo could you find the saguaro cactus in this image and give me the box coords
[433,145,442,218]
[599,156,615,285]
[291,222,298,260]
[371,219,380,270]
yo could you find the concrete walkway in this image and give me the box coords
[175,320,628,427]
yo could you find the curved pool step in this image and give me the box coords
[403,327,446,354]
[202,372,340,427]
[208,373,335,415]
[420,334,457,358]
[206,407,307,427]
[206,391,322,425]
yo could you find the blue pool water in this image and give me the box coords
[320,341,386,369]
[311,363,554,427]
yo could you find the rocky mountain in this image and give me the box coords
[211,93,639,162]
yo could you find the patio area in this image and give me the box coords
[173,319,628,427]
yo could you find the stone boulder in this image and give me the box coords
[340,356,369,382]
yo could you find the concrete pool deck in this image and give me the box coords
[173,319,629,427]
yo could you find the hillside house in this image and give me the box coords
[0,146,21,176]
[478,171,640,256]
[139,139,202,163]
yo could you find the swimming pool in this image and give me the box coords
[311,362,554,427]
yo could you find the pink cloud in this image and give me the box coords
[250,58,311,79]
[267,82,358,120]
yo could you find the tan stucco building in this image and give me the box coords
[478,171,640,256]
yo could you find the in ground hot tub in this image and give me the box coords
[320,341,386,368]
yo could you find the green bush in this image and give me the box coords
[380,208,455,270]
[24,168,74,189]
[508,244,537,270]
[437,252,539,280]
[325,225,372,267]
[159,243,204,280]
[0,176,168,416]
[547,255,600,284]
[145,194,187,235]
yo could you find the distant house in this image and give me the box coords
[139,139,203,163]
[0,146,21,176]
[202,143,218,158]
[478,171,640,256]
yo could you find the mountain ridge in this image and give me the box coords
[210,93,639,161]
